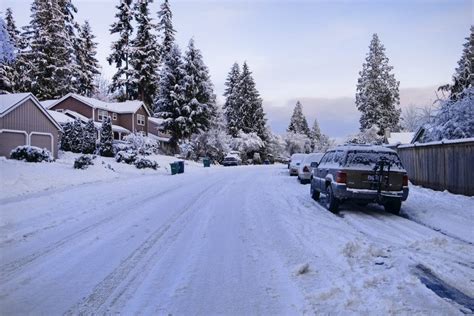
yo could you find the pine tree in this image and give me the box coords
[223,62,241,137]
[75,21,100,97]
[70,118,84,153]
[82,119,97,154]
[60,122,73,151]
[107,0,135,100]
[182,38,217,136]
[131,0,160,109]
[287,101,310,136]
[99,117,114,157]
[154,44,186,145]
[310,118,322,150]
[0,16,16,93]
[237,62,267,140]
[356,33,401,135]
[157,0,176,59]
[444,26,473,101]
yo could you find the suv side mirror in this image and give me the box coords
[310,162,319,168]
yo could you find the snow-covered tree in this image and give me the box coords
[265,132,287,158]
[188,128,231,162]
[313,134,334,153]
[70,118,84,153]
[231,131,265,160]
[154,44,186,146]
[157,0,175,59]
[74,21,100,97]
[287,101,310,136]
[223,63,242,136]
[82,119,96,154]
[285,132,312,155]
[0,16,16,93]
[356,34,401,135]
[60,122,73,151]
[182,38,217,136]
[92,75,113,101]
[346,125,384,145]
[131,0,160,109]
[98,117,114,157]
[401,104,436,132]
[237,62,267,140]
[309,118,322,146]
[107,0,135,100]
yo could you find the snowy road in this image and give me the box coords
[1,165,473,314]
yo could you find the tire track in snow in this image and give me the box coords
[65,177,226,315]
[0,182,186,283]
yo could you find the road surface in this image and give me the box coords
[1,165,473,314]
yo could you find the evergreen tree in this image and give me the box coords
[310,118,322,150]
[82,119,97,154]
[5,8,20,48]
[131,0,160,109]
[356,33,401,135]
[107,0,135,100]
[75,21,100,97]
[223,62,241,137]
[182,38,217,136]
[237,62,267,140]
[287,101,310,136]
[154,44,186,145]
[0,16,16,93]
[98,117,114,157]
[70,118,84,153]
[60,121,73,151]
[157,0,176,59]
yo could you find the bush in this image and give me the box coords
[123,133,158,155]
[115,150,137,164]
[10,146,53,162]
[74,155,95,169]
[134,157,158,170]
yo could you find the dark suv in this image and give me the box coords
[310,145,409,214]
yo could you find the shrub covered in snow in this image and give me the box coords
[123,133,158,155]
[346,125,384,145]
[134,157,158,170]
[186,128,232,162]
[98,117,114,157]
[115,150,138,164]
[10,146,53,162]
[230,131,265,160]
[73,155,95,169]
[284,132,312,155]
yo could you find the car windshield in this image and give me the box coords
[304,153,323,164]
[344,150,403,169]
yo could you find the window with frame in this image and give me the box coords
[112,113,117,120]
[98,109,108,121]
[137,114,145,126]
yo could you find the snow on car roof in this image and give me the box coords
[335,144,396,153]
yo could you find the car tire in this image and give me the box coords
[311,186,320,201]
[384,200,401,215]
[325,185,339,213]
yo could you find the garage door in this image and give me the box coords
[30,133,53,153]
[0,131,27,157]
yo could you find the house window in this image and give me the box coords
[137,114,145,126]
[112,113,117,120]
[98,109,108,121]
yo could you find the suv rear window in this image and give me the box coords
[344,151,403,169]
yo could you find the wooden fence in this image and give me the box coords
[396,139,474,196]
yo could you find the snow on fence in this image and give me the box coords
[396,138,474,196]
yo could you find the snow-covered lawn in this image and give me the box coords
[0,163,472,314]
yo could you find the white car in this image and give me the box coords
[289,153,306,176]
[297,153,324,184]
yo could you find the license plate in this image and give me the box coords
[368,175,380,181]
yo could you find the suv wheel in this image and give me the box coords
[384,200,401,215]
[311,186,320,201]
[325,185,339,213]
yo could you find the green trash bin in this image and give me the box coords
[177,160,184,174]
[203,157,211,168]
[170,162,179,175]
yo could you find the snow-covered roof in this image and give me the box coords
[47,110,75,124]
[386,132,415,145]
[0,93,31,115]
[148,133,170,142]
[398,137,474,148]
[148,117,164,126]
[47,93,151,116]
[40,100,57,109]
[55,109,130,134]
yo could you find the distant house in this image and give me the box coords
[384,129,415,148]
[0,93,61,158]
[45,93,151,140]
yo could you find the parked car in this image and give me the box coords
[288,153,306,176]
[222,156,241,166]
[297,153,324,184]
[310,145,409,214]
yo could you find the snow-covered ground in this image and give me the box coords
[0,162,473,314]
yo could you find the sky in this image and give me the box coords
[1,0,472,137]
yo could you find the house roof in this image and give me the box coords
[47,110,75,125]
[386,132,415,145]
[57,109,131,134]
[40,99,57,109]
[47,93,151,116]
[148,117,164,126]
[0,93,62,130]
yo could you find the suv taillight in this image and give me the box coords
[403,174,409,186]
[303,166,310,172]
[336,171,347,184]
